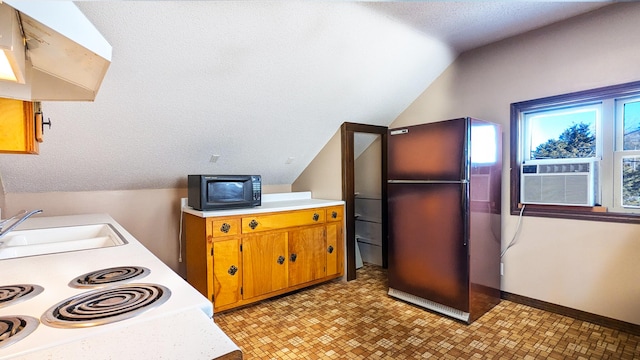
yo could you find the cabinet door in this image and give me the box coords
[289,225,326,286]
[242,232,288,299]
[212,238,241,309]
[325,222,341,277]
[0,98,38,154]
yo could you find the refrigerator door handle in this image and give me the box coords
[462,183,470,247]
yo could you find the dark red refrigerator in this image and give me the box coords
[387,118,502,324]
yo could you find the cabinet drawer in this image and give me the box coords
[209,218,240,238]
[325,206,343,222]
[242,209,325,233]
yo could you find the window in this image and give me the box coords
[511,80,640,223]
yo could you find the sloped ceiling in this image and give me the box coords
[0,1,611,193]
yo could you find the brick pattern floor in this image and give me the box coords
[214,263,639,359]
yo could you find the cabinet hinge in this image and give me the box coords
[240,244,243,252]
[240,287,243,295]
[210,248,213,256]
[211,294,214,302]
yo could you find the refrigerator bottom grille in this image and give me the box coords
[388,288,470,323]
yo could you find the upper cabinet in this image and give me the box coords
[0,97,40,154]
[0,2,112,102]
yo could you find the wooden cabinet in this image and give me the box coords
[212,237,241,308]
[0,98,40,154]
[288,225,326,286]
[242,232,288,299]
[185,204,344,312]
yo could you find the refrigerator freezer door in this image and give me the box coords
[387,182,469,312]
[388,118,468,181]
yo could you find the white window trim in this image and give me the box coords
[510,80,640,223]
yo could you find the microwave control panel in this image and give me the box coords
[252,175,262,201]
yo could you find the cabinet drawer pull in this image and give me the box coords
[331,211,338,219]
[327,245,334,254]
[312,213,320,221]
[248,219,259,229]
[220,223,231,233]
[228,265,238,276]
[277,256,285,265]
[290,253,297,262]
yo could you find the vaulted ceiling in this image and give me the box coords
[0,1,611,193]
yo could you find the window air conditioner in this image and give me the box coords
[520,160,599,206]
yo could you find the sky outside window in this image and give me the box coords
[526,106,598,159]
[623,100,640,150]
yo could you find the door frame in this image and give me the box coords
[341,122,388,281]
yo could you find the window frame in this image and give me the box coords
[510,80,640,223]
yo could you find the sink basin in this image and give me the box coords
[0,224,128,260]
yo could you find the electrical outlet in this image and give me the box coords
[180,198,188,214]
[500,263,504,276]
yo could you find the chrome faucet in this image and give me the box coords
[0,209,43,240]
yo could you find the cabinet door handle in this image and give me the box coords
[220,223,231,233]
[290,253,297,262]
[327,245,334,254]
[331,211,338,219]
[248,219,259,229]
[312,213,320,221]
[228,265,238,276]
[277,256,285,265]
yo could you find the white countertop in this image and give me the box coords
[183,191,344,217]
[0,213,241,359]
[18,308,241,360]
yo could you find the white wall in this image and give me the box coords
[354,135,382,198]
[392,2,640,324]
[292,128,343,200]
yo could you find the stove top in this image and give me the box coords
[0,285,44,351]
[0,266,170,348]
[0,285,44,309]
[68,266,150,288]
[41,283,171,329]
[0,316,39,350]
[0,214,218,360]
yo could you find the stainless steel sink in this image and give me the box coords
[0,224,128,260]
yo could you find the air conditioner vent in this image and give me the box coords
[521,160,599,206]
[538,162,591,174]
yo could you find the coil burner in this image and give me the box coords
[68,266,151,288]
[0,316,39,350]
[41,283,171,328]
[0,284,44,308]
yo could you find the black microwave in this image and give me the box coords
[188,175,261,210]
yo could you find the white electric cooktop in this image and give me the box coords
[0,214,239,359]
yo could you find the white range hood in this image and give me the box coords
[0,1,111,101]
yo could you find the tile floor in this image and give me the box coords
[214,264,639,359]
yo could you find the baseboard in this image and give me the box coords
[501,291,640,336]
